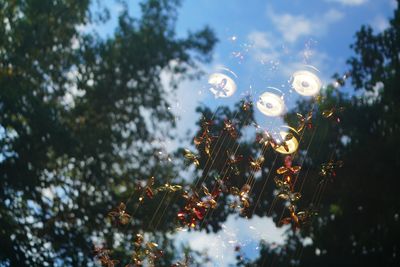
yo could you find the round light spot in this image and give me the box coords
[291,70,322,96]
[256,92,285,117]
[208,73,237,98]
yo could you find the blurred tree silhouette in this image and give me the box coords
[0,0,216,266]
[2,0,399,266]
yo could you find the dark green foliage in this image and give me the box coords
[189,101,259,232]
[2,0,399,266]
[0,0,216,266]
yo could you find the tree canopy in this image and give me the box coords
[0,0,216,266]
[1,0,399,266]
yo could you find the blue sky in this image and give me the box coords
[88,0,397,265]
[165,0,396,142]
[93,0,396,118]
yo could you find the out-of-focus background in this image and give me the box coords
[1,0,399,266]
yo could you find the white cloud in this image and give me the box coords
[244,9,344,86]
[269,12,312,43]
[245,27,343,112]
[247,31,281,63]
[267,9,344,43]
[325,0,368,6]
[174,214,287,266]
[372,15,390,32]
[389,0,398,8]
[248,31,274,50]
[324,9,345,22]
[285,50,331,80]
[159,61,216,154]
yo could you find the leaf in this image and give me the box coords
[146,187,154,199]
[146,242,158,250]
[183,149,200,166]
[202,185,211,196]
[278,193,289,200]
[118,202,126,211]
[205,143,211,156]
[280,217,292,225]
[291,192,302,202]
[322,109,334,118]
[230,187,240,195]
[296,211,306,219]
[208,199,217,209]
[193,137,202,146]
[119,214,131,225]
[274,177,284,187]
[158,183,183,192]
[277,167,288,174]
[242,198,250,208]
[250,156,264,171]
[240,184,251,194]
[282,142,289,152]
[284,133,294,141]
[227,150,243,165]
[292,166,301,173]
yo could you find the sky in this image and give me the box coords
[88,0,397,265]
[92,0,397,134]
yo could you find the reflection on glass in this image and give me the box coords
[291,70,322,96]
[208,73,237,98]
[256,92,285,117]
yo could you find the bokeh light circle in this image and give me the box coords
[291,70,322,96]
[273,126,299,155]
[208,70,237,98]
[256,92,285,117]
